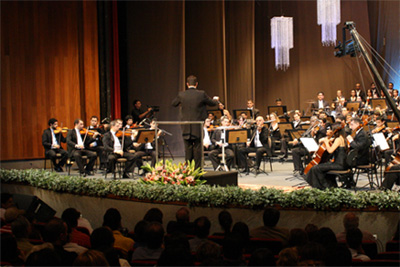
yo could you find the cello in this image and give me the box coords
[303,122,345,175]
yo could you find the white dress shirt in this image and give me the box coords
[50,128,59,148]
[75,128,84,147]
[254,131,263,148]
[111,131,122,152]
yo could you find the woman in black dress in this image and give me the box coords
[306,123,348,190]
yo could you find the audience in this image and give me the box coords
[131,222,164,260]
[1,193,14,222]
[132,220,149,248]
[143,207,163,224]
[336,212,375,242]
[62,208,91,248]
[346,228,371,261]
[166,207,195,235]
[248,248,275,266]
[196,240,222,265]
[1,232,25,266]
[11,215,34,256]
[25,247,61,266]
[102,208,134,257]
[214,210,233,236]
[250,208,290,245]
[73,249,109,266]
[189,216,214,252]
[221,233,247,266]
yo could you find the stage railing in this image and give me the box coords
[154,121,204,168]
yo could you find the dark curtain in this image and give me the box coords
[368,0,400,87]
[110,0,121,119]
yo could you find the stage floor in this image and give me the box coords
[1,157,380,192]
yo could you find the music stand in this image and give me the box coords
[387,121,399,128]
[300,116,311,122]
[346,102,361,112]
[226,129,248,144]
[136,130,155,144]
[279,122,293,137]
[207,110,223,120]
[233,109,252,120]
[268,106,287,116]
[288,129,306,141]
[326,115,335,124]
[371,98,387,110]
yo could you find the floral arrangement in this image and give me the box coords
[139,160,206,186]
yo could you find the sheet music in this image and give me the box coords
[300,137,319,152]
[372,132,389,151]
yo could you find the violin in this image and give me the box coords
[54,127,69,135]
[206,125,215,131]
[385,151,400,172]
[79,128,103,137]
[371,125,386,134]
[115,129,135,138]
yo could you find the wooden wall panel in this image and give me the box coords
[1,1,99,161]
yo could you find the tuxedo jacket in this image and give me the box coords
[292,120,302,129]
[355,90,366,101]
[311,100,330,110]
[172,88,218,139]
[210,129,235,150]
[350,129,370,165]
[249,127,270,150]
[102,131,134,154]
[66,129,96,157]
[42,128,66,153]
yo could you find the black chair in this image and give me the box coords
[67,155,89,176]
[44,153,63,171]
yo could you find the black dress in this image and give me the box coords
[306,146,347,190]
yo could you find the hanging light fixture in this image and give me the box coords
[317,0,341,46]
[271,16,293,71]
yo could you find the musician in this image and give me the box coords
[132,100,153,124]
[306,123,348,190]
[268,113,283,157]
[369,82,380,97]
[275,98,283,106]
[209,116,235,170]
[393,89,399,105]
[334,90,346,105]
[291,116,319,176]
[382,164,400,190]
[124,115,134,129]
[384,132,399,168]
[102,120,141,178]
[172,75,219,169]
[208,112,217,126]
[87,115,107,170]
[238,116,271,173]
[247,100,260,119]
[371,116,387,136]
[346,118,370,165]
[291,113,302,129]
[131,120,160,168]
[203,118,214,151]
[354,83,366,102]
[66,119,99,176]
[311,92,329,111]
[348,90,357,102]
[42,118,68,172]
[313,118,330,141]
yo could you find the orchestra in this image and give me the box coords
[42,81,400,190]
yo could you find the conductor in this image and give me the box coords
[172,75,219,169]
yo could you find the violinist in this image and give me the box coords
[88,116,106,170]
[371,116,387,135]
[348,89,357,102]
[102,120,141,178]
[382,163,400,190]
[305,123,348,190]
[42,118,68,172]
[203,118,214,151]
[124,115,135,129]
[238,116,272,174]
[291,113,302,129]
[66,119,99,176]
[209,116,235,171]
[268,113,281,154]
[346,118,370,166]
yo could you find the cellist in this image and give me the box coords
[305,123,348,190]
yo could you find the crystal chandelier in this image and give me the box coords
[317,0,341,46]
[271,16,293,71]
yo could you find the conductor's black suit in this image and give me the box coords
[172,87,218,169]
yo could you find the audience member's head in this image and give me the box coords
[222,233,244,261]
[43,218,69,246]
[305,223,319,242]
[315,227,337,249]
[218,210,233,234]
[143,208,163,224]
[346,228,363,250]
[288,228,308,248]
[1,232,23,264]
[298,242,326,266]
[61,208,81,232]
[73,249,109,266]
[263,207,280,227]
[90,227,115,250]
[276,247,298,266]
[164,231,190,251]
[4,206,25,224]
[145,222,165,249]
[196,240,221,264]
[325,243,352,266]
[11,215,31,238]
[102,208,121,231]
[232,222,250,244]
[193,216,211,239]
[133,220,149,244]
[25,248,62,266]
[1,193,13,209]
[343,212,359,231]
[248,248,275,266]
[158,246,194,266]
[175,207,190,223]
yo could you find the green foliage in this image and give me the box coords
[1,169,399,211]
